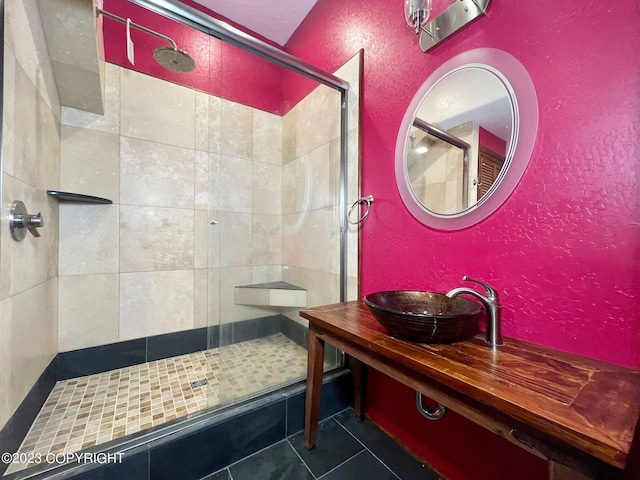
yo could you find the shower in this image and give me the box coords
[152,45,196,72]
[96,8,196,72]
[0,0,359,476]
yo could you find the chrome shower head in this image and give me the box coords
[97,9,196,73]
[153,46,196,73]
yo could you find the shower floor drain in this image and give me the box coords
[190,378,208,388]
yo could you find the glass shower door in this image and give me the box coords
[207,40,345,409]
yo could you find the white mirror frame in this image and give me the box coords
[395,48,538,230]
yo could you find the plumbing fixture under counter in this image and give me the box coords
[415,391,446,421]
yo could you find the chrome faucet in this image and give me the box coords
[446,276,503,347]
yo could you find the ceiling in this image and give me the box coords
[192,0,319,46]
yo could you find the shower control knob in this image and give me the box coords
[9,201,44,241]
[25,212,44,237]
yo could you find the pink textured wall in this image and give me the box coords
[285,1,640,478]
[286,0,640,369]
[479,127,506,156]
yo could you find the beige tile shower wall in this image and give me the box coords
[0,0,62,430]
[282,53,362,326]
[58,63,284,350]
[58,56,358,349]
[215,101,283,325]
[281,85,341,326]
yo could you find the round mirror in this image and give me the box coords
[395,48,538,230]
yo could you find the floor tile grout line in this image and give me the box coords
[332,412,403,480]
[285,437,319,480]
[316,449,369,480]
[221,438,291,473]
[332,412,369,450]
[306,412,370,479]
[361,448,403,480]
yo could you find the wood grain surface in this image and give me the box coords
[300,301,640,471]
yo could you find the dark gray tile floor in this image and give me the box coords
[202,409,440,480]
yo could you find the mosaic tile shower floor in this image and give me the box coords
[8,334,308,474]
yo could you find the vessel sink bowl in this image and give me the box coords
[364,291,483,343]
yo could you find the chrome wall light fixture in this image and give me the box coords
[406,0,491,52]
[405,0,433,34]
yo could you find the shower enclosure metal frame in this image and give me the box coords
[0,0,4,200]
[131,0,351,304]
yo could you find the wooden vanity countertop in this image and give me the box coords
[300,300,640,470]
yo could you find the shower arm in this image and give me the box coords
[96,8,178,51]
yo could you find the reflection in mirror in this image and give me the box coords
[406,67,513,216]
[395,48,539,230]
[407,119,470,213]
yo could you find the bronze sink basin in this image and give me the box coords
[363,290,483,343]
